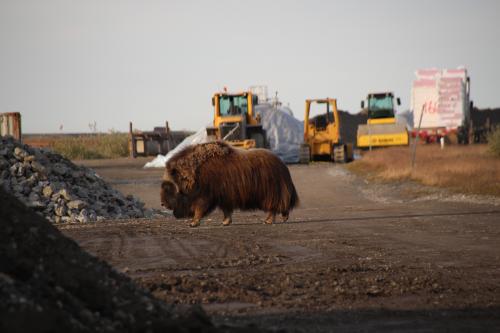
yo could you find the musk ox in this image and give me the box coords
[160,141,299,227]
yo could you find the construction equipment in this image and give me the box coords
[300,98,353,163]
[128,121,191,158]
[356,92,409,149]
[206,91,266,149]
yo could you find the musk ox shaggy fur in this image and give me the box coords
[160,141,299,227]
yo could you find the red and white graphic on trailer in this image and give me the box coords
[412,68,469,130]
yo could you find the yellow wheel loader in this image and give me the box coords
[299,98,353,163]
[357,92,409,149]
[206,91,266,149]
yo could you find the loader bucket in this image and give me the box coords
[357,122,409,148]
[225,139,256,149]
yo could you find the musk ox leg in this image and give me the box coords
[189,199,209,228]
[190,210,203,228]
[222,209,233,226]
[281,211,289,223]
[265,212,276,224]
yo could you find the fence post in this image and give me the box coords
[129,122,136,158]
[411,105,425,171]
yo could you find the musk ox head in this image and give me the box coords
[160,180,177,210]
[160,142,233,219]
[160,180,194,218]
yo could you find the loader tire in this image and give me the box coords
[333,145,347,163]
[251,132,265,149]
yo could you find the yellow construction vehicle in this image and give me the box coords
[206,91,266,149]
[299,98,353,163]
[357,92,409,148]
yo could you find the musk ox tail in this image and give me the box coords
[289,181,299,209]
[276,158,299,213]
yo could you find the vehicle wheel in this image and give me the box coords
[251,132,265,148]
[299,144,310,164]
[333,145,347,163]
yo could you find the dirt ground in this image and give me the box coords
[62,158,500,332]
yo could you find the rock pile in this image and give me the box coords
[0,136,149,223]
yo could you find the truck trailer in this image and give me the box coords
[411,67,472,144]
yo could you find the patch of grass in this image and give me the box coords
[487,127,500,157]
[347,145,500,196]
[52,132,129,160]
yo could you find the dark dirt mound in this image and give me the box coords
[338,110,368,147]
[469,108,500,143]
[471,108,500,127]
[0,188,263,333]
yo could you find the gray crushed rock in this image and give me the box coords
[0,136,154,223]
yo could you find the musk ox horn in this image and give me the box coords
[162,167,180,192]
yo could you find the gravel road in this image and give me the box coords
[61,158,500,332]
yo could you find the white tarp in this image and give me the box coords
[143,128,208,168]
[144,103,304,168]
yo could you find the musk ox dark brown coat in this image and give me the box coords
[160,141,299,227]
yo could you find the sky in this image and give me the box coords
[1,0,499,133]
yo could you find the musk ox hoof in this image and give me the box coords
[281,213,289,223]
[222,218,232,226]
[265,213,275,225]
[189,220,200,228]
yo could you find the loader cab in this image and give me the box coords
[361,92,401,119]
[308,100,335,131]
[217,95,248,116]
[212,93,259,119]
